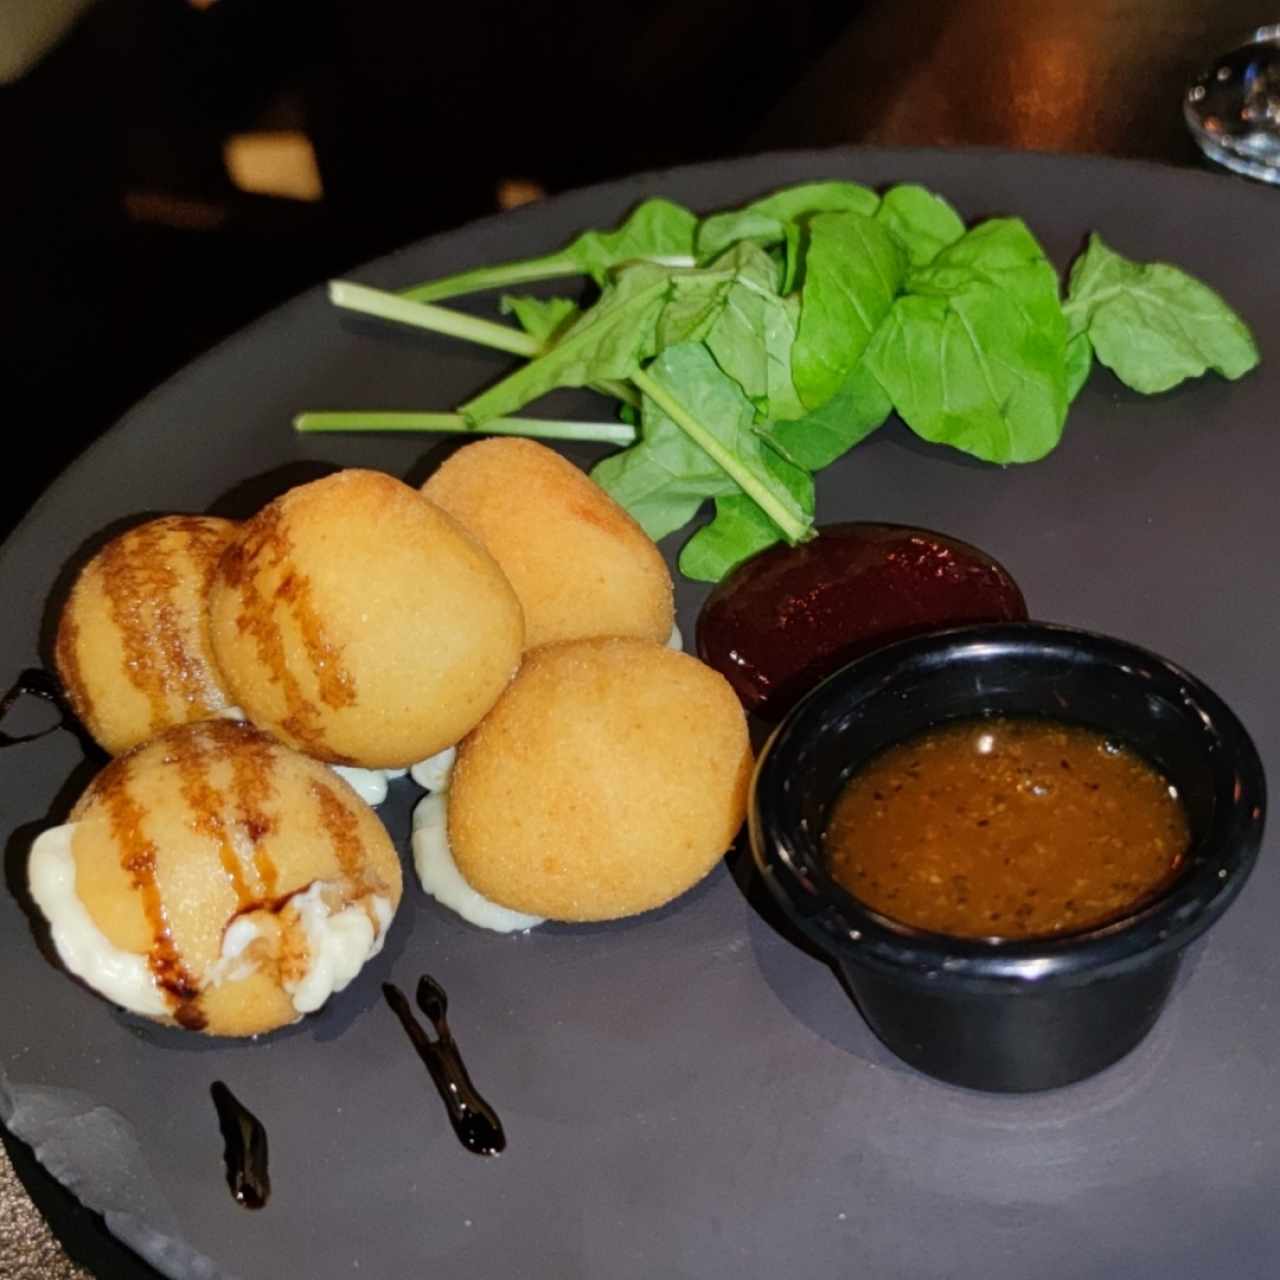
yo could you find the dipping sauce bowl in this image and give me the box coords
[749,623,1266,1092]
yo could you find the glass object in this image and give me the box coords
[1186,25,1280,183]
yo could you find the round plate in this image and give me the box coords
[3,149,1277,1280]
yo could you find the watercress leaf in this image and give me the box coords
[1065,332,1092,402]
[696,180,880,262]
[499,294,580,344]
[1062,233,1260,393]
[701,243,806,421]
[792,211,907,411]
[403,198,698,301]
[711,291,806,422]
[588,441,722,544]
[908,218,1066,347]
[865,286,1067,464]
[592,342,813,550]
[630,351,811,544]
[779,222,802,293]
[874,184,966,268]
[762,358,891,470]
[678,453,815,583]
[654,244,783,348]
[744,180,880,220]
[590,343,751,540]
[708,239,784,291]
[656,266,736,347]
[462,264,669,423]
[565,198,699,283]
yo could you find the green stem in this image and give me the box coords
[328,281,540,357]
[328,280,637,407]
[399,254,697,304]
[630,367,813,545]
[594,379,641,409]
[400,255,582,304]
[293,411,635,446]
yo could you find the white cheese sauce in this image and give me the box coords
[30,823,392,1021]
[284,882,393,1014]
[27,823,169,1018]
[205,914,263,987]
[412,793,543,934]
[410,745,456,793]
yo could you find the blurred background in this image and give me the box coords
[3,0,1275,540]
[2,0,1277,1274]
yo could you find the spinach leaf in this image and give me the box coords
[696,180,880,263]
[701,242,807,421]
[461,264,670,423]
[678,455,815,583]
[909,218,1065,347]
[592,342,812,549]
[589,343,757,540]
[559,198,699,281]
[762,359,891,470]
[655,264,737,348]
[403,198,698,302]
[501,294,642,409]
[865,287,1067,464]
[874,184,966,268]
[500,295,580,344]
[1062,234,1260,393]
[792,211,906,412]
[882,216,1070,456]
[1065,332,1093,403]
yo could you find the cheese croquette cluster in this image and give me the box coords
[32,444,751,1034]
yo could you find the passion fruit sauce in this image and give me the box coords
[697,523,1028,720]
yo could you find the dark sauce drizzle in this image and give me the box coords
[0,669,82,748]
[211,1082,270,1210]
[383,976,506,1156]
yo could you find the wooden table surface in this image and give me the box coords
[751,0,1275,165]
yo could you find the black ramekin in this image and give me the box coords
[749,623,1266,1092]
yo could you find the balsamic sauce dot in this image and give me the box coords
[211,1082,270,1210]
[384,977,506,1157]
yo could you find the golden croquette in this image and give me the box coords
[422,438,674,649]
[31,719,402,1037]
[208,469,524,768]
[54,515,239,755]
[447,636,752,922]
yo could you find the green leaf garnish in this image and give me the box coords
[1063,233,1260,393]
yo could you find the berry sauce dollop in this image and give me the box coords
[696,522,1028,721]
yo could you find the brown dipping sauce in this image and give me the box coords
[825,717,1190,941]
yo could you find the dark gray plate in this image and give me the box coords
[2,149,1277,1280]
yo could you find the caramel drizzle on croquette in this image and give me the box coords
[91,753,207,1030]
[219,504,357,761]
[171,720,280,908]
[309,779,373,898]
[96,518,231,734]
[53,613,92,725]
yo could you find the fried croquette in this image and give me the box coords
[208,469,524,768]
[27,719,402,1036]
[54,515,239,755]
[447,636,752,921]
[422,438,674,649]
